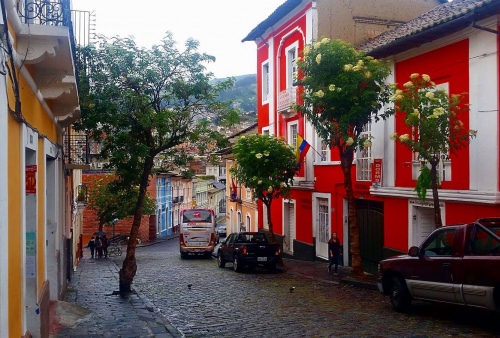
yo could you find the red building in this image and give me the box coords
[243,0,499,273]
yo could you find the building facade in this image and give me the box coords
[0,0,81,336]
[242,0,464,269]
[223,123,260,235]
[358,0,500,258]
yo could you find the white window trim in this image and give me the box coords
[262,61,270,104]
[356,123,372,182]
[288,121,298,149]
[284,42,299,90]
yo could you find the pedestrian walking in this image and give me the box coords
[102,235,109,258]
[96,236,103,259]
[328,232,341,274]
[87,236,96,259]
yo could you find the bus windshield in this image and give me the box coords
[182,210,213,223]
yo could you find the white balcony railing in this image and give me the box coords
[277,87,298,118]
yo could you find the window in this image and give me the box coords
[287,47,297,89]
[289,123,298,149]
[318,199,329,245]
[412,83,452,182]
[245,187,252,200]
[356,123,372,181]
[315,136,329,162]
[468,225,500,256]
[262,62,270,102]
[421,228,456,256]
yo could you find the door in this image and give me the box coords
[406,227,459,303]
[357,200,384,274]
[413,206,435,246]
[283,201,295,254]
[316,198,329,259]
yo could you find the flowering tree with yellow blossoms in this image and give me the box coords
[294,39,393,276]
[230,134,298,238]
[390,73,477,227]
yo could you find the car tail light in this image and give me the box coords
[180,234,186,247]
[241,245,248,256]
[209,233,215,246]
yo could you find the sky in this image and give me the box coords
[71,0,286,79]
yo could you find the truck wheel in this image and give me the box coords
[233,256,242,272]
[180,252,187,259]
[217,252,226,268]
[389,276,411,312]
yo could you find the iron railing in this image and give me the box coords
[63,133,90,165]
[16,0,70,26]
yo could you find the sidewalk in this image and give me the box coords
[281,257,378,290]
[50,255,182,338]
[51,240,377,337]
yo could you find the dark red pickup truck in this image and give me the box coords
[217,231,281,272]
[378,218,500,312]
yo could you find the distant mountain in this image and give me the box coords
[217,74,257,122]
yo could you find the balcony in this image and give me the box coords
[172,196,184,204]
[75,184,88,205]
[63,133,91,170]
[277,87,298,118]
[13,0,80,126]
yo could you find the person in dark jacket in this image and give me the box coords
[328,232,342,274]
[88,236,96,259]
[95,236,103,258]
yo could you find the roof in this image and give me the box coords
[215,122,258,156]
[358,0,499,58]
[242,0,303,42]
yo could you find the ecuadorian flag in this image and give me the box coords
[295,134,311,168]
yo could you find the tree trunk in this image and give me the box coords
[263,197,283,266]
[119,157,154,296]
[430,159,443,228]
[340,148,363,277]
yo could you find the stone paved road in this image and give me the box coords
[127,239,500,338]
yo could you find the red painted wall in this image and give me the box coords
[446,203,500,225]
[394,40,470,190]
[384,198,410,252]
[256,41,270,133]
[290,189,313,242]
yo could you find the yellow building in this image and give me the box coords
[0,0,82,336]
[221,123,260,235]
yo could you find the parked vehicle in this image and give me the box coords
[377,218,500,313]
[215,223,226,243]
[179,209,216,258]
[217,231,281,272]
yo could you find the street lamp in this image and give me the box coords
[111,217,119,239]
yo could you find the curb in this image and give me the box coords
[107,259,183,338]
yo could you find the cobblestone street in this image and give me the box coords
[128,239,500,338]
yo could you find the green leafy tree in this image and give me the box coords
[294,38,393,276]
[87,175,156,232]
[75,33,238,295]
[230,134,298,237]
[390,73,477,227]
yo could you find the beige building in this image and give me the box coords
[220,123,260,235]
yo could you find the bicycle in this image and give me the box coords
[107,243,122,257]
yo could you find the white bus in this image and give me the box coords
[179,209,216,258]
